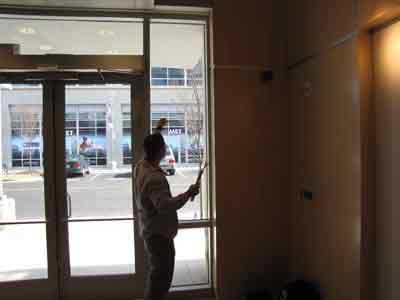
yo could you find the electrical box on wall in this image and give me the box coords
[262,69,274,82]
[301,188,313,201]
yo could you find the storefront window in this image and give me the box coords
[10,105,42,168]
[121,105,132,165]
[151,67,186,87]
[65,105,107,166]
[151,112,186,163]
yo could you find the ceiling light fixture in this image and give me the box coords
[18,27,36,35]
[98,29,115,36]
[106,50,119,54]
[39,45,53,51]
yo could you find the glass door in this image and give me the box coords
[54,79,146,300]
[0,77,147,300]
[0,83,59,300]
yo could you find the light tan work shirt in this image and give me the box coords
[134,159,187,239]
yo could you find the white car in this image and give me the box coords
[160,145,176,175]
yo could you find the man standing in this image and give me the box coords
[134,131,199,300]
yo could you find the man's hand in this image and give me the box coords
[186,183,200,200]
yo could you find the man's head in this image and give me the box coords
[143,132,166,162]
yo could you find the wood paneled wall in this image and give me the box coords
[212,1,290,299]
[212,0,400,299]
[289,40,361,300]
[372,20,400,300]
[358,32,375,300]
[286,1,398,300]
[288,0,357,66]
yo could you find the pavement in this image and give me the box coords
[1,170,43,183]
[0,167,209,286]
[3,167,203,220]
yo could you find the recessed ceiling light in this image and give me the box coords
[39,45,53,51]
[98,29,115,36]
[18,27,36,35]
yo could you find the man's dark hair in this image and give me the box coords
[143,133,165,162]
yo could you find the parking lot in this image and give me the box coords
[4,166,202,220]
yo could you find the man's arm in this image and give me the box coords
[147,174,191,213]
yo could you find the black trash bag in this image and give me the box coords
[279,280,320,300]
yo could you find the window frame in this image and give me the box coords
[0,8,214,299]
[149,17,212,291]
[9,104,43,168]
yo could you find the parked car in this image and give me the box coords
[160,145,176,176]
[66,155,90,177]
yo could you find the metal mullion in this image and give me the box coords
[0,220,47,226]
[177,220,212,229]
[43,81,60,300]
[131,75,148,293]
[67,217,135,223]
[202,16,214,294]
[129,15,151,293]
[0,15,143,23]
[0,7,209,20]
[0,55,144,72]
[202,8,214,265]
[39,111,43,168]
[53,81,70,300]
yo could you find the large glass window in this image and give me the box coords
[0,13,211,293]
[151,19,210,288]
[0,15,143,55]
[0,85,47,282]
[173,228,209,287]
[65,85,135,277]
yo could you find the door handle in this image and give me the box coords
[67,192,72,218]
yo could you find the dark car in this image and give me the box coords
[66,155,90,177]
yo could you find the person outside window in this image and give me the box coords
[79,136,92,156]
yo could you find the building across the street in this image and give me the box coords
[0,67,205,169]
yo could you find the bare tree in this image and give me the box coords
[185,60,205,164]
